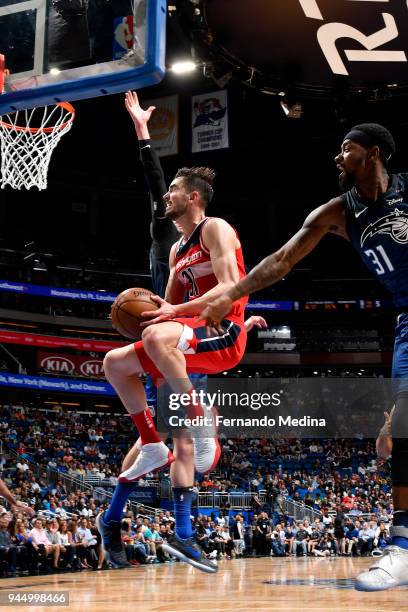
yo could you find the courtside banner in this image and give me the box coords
[144,95,179,157]
[0,373,115,395]
[192,90,229,153]
[37,351,105,378]
[0,279,295,310]
[0,280,117,302]
[0,330,125,352]
[158,377,399,438]
[247,301,293,311]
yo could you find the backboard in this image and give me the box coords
[0,0,166,113]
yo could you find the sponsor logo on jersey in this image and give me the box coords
[386,197,404,205]
[360,209,408,247]
[176,250,203,271]
[355,206,367,218]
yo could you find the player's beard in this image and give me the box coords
[165,201,188,220]
[339,169,356,193]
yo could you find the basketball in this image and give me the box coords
[110,287,158,339]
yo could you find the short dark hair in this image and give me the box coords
[174,166,215,208]
[349,123,396,166]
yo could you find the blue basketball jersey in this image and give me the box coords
[342,173,408,308]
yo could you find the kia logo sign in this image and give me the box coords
[40,356,75,374]
[80,360,104,377]
[203,0,408,93]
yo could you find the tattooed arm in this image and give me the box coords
[199,197,347,326]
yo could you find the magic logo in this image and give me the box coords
[360,209,408,248]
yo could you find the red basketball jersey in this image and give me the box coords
[174,218,247,321]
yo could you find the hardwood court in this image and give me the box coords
[1,557,407,612]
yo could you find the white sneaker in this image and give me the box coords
[193,437,221,473]
[355,545,408,591]
[119,441,174,483]
[190,406,221,473]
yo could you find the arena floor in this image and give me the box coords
[0,557,407,612]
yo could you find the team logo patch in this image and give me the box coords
[360,209,408,247]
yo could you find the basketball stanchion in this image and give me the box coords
[0,101,75,191]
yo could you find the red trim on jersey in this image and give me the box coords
[175,217,248,321]
[134,316,247,386]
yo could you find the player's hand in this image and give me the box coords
[244,315,267,333]
[376,406,395,459]
[125,90,155,127]
[196,295,233,336]
[140,295,177,327]
[11,501,35,517]
[379,406,395,437]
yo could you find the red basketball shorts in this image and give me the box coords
[134,317,247,386]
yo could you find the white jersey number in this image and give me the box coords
[364,245,395,275]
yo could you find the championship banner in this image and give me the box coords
[38,351,105,378]
[0,330,125,352]
[192,90,229,153]
[144,95,179,157]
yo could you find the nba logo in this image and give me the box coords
[113,16,134,59]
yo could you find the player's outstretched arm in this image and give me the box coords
[126,90,175,235]
[199,198,347,325]
[125,90,155,140]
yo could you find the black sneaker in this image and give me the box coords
[162,533,218,574]
[96,511,131,569]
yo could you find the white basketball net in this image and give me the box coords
[0,102,74,191]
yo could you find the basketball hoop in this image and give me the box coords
[0,101,75,191]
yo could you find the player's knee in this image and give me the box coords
[142,326,165,356]
[174,436,194,461]
[103,348,138,381]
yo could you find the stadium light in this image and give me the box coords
[170,60,197,74]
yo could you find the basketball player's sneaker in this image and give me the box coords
[191,406,221,473]
[162,533,218,573]
[119,441,174,483]
[355,545,408,591]
[96,511,130,569]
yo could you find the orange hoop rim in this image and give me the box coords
[0,101,75,134]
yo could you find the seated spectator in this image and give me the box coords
[220,526,235,559]
[0,513,28,576]
[28,517,60,572]
[77,518,98,568]
[68,520,90,570]
[291,522,309,556]
[312,534,331,557]
[307,528,320,555]
[358,522,374,556]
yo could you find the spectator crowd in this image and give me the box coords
[0,402,394,578]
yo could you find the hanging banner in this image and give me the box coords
[192,90,229,153]
[144,95,178,157]
[0,330,125,352]
[37,351,105,378]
